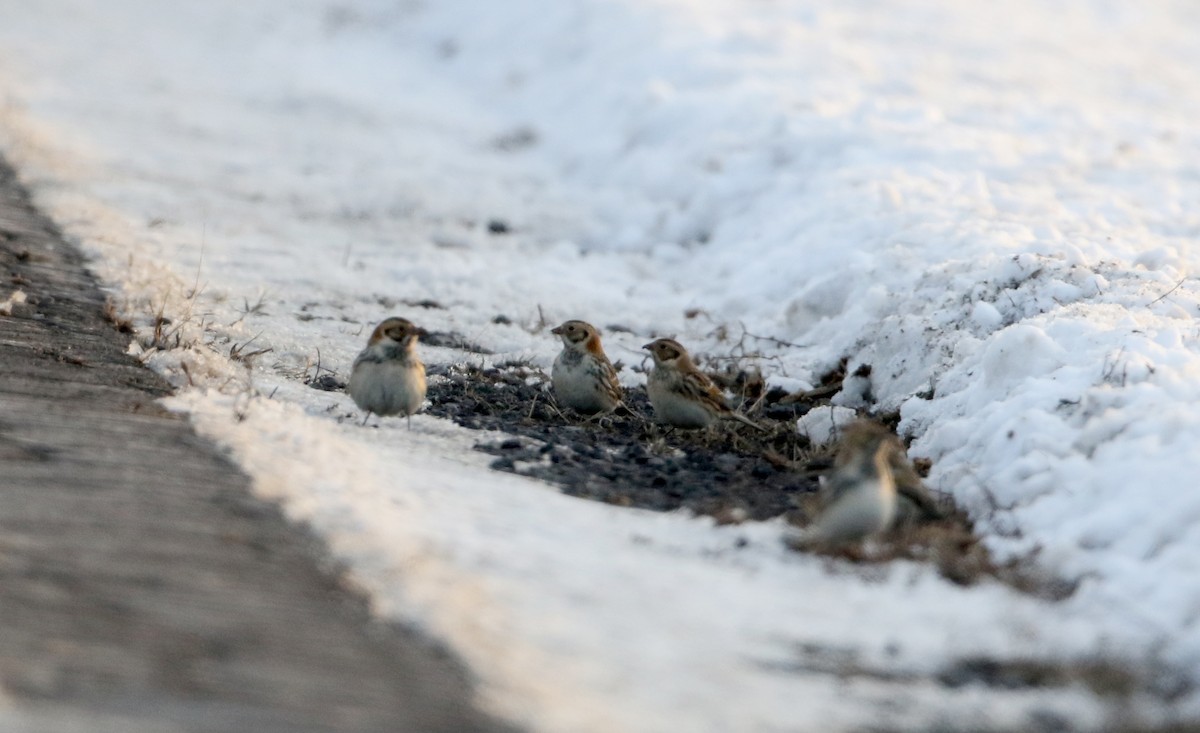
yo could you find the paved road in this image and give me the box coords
[0,158,513,733]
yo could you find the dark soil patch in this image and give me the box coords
[306,373,345,392]
[424,362,825,522]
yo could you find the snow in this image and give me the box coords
[795,405,859,445]
[2,0,1199,729]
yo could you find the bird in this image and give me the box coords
[550,320,623,415]
[643,338,763,430]
[347,317,427,428]
[791,421,901,546]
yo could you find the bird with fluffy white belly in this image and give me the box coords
[347,316,427,428]
[550,320,624,416]
[790,421,902,547]
[643,337,764,431]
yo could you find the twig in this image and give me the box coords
[1148,276,1187,306]
[738,321,807,349]
[187,221,206,300]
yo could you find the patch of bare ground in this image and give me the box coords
[423,361,823,520]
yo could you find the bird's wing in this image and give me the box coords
[596,353,624,405]
[676,369,732,415]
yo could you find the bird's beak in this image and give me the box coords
[413,327,429,338]
[642,342,654,351]
[551,326,564,335]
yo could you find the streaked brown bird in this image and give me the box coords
[347,316,427,428]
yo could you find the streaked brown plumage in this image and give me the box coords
[551,320,623,415]
[643,338,763,430]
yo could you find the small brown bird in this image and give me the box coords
[347,317,427,428]
[551,320,623,415]
[792,421,901,545]
[643,338,763,430]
